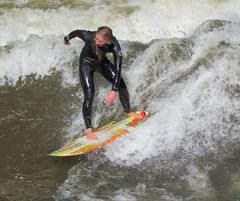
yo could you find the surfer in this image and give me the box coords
[64,26,141,140]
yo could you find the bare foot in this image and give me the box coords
[127,112,144,119]
[85,128,98,140]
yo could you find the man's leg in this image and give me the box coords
[79,63,98,140]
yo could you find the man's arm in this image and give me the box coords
[112,37,122,91]
[64,30,92,44]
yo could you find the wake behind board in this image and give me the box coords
[49,111,148,157]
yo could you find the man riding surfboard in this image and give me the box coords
[64,26,141,140]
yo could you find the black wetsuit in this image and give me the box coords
[65,30,130,128]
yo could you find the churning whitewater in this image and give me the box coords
[0,1,240,201]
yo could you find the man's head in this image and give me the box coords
[95,26,113,47]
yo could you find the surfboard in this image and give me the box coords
[49,111,148,157]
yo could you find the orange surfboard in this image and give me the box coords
[49,111,148,157]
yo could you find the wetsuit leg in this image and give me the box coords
[99,61,131,113]
[79,62,95,129]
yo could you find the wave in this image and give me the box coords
[103,20,240,166]
[1,0,240,46]
[55,19,240,201]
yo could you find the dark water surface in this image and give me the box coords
[0,75,82,201]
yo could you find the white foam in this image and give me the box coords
[112,189,137,201]
[1,0,240,46]
[103,23,240,166]
[0,35,80,86]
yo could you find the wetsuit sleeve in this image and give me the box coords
[66,30,92,42]
[112,37,122,91]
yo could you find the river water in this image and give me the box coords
[0,0,240,200]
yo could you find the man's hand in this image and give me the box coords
[64,36,70,45]
[105,90,117,105]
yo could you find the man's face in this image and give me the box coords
[95,34,106,47]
